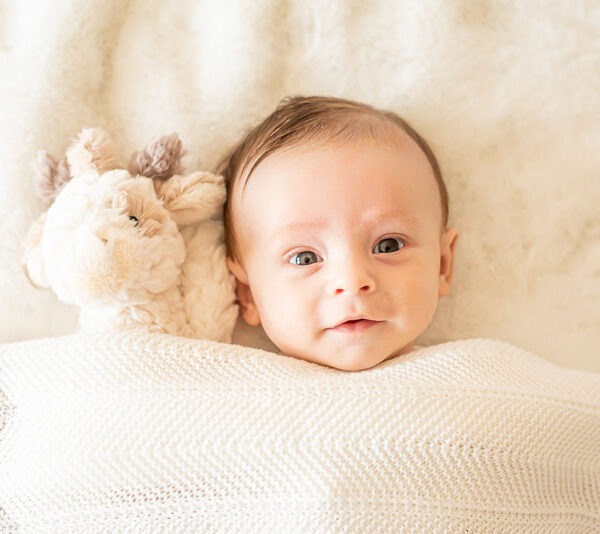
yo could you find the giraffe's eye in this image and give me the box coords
[129,215,139,227]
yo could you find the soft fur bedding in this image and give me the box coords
[0,1,598,372]
[0,332,599,531]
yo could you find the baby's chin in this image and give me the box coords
[282,344,414,372]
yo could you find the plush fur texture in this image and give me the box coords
[21,128,237,342]
[0,1,598,370]
[128,132,186,181]
[33,152,70,205]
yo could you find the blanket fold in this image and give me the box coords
[1,332,599,532]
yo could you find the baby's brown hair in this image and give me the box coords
[218,95,449,262]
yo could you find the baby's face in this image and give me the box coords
[228,135,458,371]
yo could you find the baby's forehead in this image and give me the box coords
[240,125,419,187]
[235,138,442,230]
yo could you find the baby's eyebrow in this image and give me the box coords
[268,211,419,242]
[268,220,327,241]
[360,209,420,226]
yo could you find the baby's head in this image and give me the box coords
[220,96,458,371]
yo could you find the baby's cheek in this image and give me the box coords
[403,272,441,326]
[256,282,316,351]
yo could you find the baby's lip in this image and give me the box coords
[328,316,383,333]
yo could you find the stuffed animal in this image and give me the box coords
[22,128,238,342]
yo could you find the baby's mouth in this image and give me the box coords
[329,318,383,334]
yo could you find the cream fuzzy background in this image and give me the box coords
[0,0,598,371]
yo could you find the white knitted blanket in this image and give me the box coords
[1,332,598,532]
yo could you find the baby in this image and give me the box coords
[219,96,458,371]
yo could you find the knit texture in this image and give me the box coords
[1,332,599,532]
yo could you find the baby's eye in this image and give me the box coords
[373,237,404,254]
[289,251,322,265]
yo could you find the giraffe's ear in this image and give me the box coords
[33,150,71,205]
[155,171,226,228]
[66,128,120,176]
[128,132,185,180]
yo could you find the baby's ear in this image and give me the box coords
[438,227,459,297]
[66,128,120,176]
[156,171,226,227]
[22,212,50,289]
[226,257,260,326]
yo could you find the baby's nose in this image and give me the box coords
[331,260,376,296]
[334,283,371,296]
